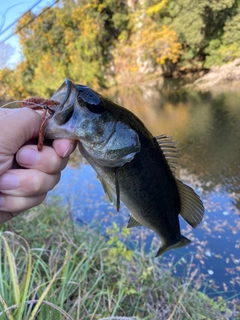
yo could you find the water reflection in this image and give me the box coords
[110,83,240,197]
[49,81,240,298]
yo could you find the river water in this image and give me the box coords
[49,79,240,299]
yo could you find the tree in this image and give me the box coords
[205,6,240,67]
[1,0,240,100]
[7,0,130,97]
[159,0,238,69]
[112,0,182,79]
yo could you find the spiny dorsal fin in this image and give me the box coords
[155,134,180,175]
[176,179,204,228]
[127,215,142,228]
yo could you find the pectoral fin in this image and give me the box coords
[114,168,120,212]
[97,170,121,212]
[97,175,116,206]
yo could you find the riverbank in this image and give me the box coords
[0,201,237,320]
[192,59,240,93]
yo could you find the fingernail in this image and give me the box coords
[17,148,39,167]
[63,142,75,158]
[0,173,18,190]
[0,195,5,208]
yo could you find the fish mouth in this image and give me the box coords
[50,78,77,125]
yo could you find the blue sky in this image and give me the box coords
[0,0,54,67]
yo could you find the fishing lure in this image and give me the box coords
[21,98,60,150]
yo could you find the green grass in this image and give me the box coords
[0,201,238,320]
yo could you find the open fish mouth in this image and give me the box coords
[21,78,79,150]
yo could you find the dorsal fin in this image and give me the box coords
[176,179,204,228]
[155,134,180,175]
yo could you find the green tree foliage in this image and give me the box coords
[1,0,240,99]
[0,0,129,99]
[158,0,239,69]
[205,6,240,67]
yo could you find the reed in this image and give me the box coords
[0,201,237,320]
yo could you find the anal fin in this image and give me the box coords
[127,215,142,228]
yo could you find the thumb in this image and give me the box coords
[0,108,42,154]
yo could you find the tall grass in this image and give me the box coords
[0,202,238,319]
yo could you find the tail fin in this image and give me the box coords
[155,235,191,257]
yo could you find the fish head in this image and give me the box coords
[45,78,141,166]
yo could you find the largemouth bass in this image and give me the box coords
[44,79,204,257]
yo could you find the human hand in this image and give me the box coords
[0,107,77,223]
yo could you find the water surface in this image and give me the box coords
[50,80,240,299]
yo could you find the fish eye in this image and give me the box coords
[76,85,104,114]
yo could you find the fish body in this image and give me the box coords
[45,79,204,257]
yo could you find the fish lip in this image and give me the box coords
[57,78,72,111]
[50,78,77,125]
